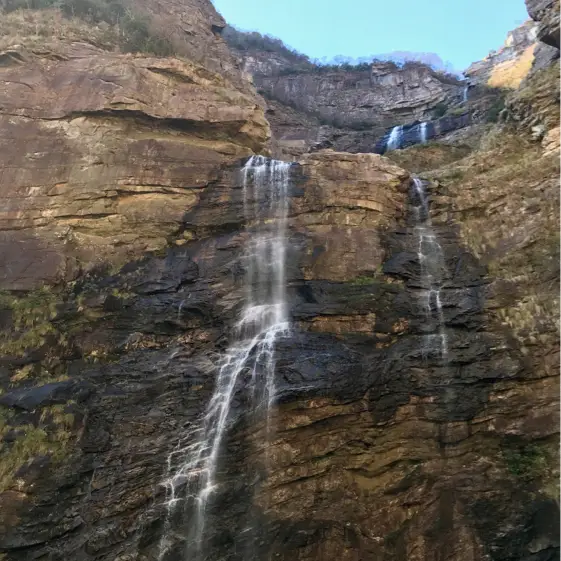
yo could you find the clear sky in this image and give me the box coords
[212,0,530,71]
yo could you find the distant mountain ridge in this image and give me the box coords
[223,24,460,74]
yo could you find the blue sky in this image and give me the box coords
[212,0,530,71]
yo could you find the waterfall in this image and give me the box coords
[158,156,291,561]
[420,122,428,144]
[463,85,469,103]
[386,125,403,151]
[411,177,448,360]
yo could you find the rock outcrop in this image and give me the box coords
[0,150,412,560]
[1,138,558,560]
[0,39,270,291]
[526,0,561,48]
[122,0,255,92]
[223,33,468,158]
[465,20,539,88]
[252,62,463,131]
[251,62,465,158]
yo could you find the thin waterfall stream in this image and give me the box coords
[386,125,403,151]
[420,122,428,144]
[158,156,291,561]
[411,177,448,360]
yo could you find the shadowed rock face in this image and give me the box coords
[251,63,462,132]
[526,0,561,48]
[226,51,466,158]
[374,115,473,154]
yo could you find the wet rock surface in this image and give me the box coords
[0,149,558,561]
[0,2,559,561]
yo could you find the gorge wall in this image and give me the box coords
[226,39,470,158]
[0,1,559,560]
[225,15,559,159]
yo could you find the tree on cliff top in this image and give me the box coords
[222,24,312,67]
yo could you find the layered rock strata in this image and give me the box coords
[0,2,559,561]
[0,41,270,291]
[465,20,539,88]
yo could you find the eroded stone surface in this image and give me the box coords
[465,20,539,88]
[0,143,558,561]
[0,43,270,290]
[526,0,561,48]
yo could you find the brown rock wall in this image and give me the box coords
[293,151,409,281]
[0,44,270,289]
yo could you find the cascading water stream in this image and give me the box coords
[420,122,428,144]
[411,177,448,360]
[386,125,403,151]
[463,85,469,103]
[158,156,291,561]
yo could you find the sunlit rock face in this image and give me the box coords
[465,20,540,89]
[0,43,270,291]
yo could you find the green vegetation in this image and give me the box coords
[0,0,175,55]
[502,443,550,482]
[349,266,385,285]
[0,401,76,492]
[313,61,374,73]
[349,275,377,286]
[486,97,506,123]
[40,403,76,430]
[432,102,448,119]
[0,419,74,492]
[448,106,468,117]
[222,25,311,66]
[223,25,462,83]
[0,287,58,356]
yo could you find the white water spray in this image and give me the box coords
[386,125,403,151]
[420,122,428,144]
[411,177,448,360]
[158,156,291,561]
[463,85,469,103]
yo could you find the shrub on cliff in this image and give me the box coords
[0,0,174,56]
[486,96,506,123]
[432,102,448,118]
[222,25,311,66]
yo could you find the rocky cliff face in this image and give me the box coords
[526,0,561,48]
[0,23,270,291]
[465,20,539,88]
[1,142,558,561]
[225,33,521,159]
[123,0,255,92]
[223,34,468,158]
[0,2,559,561]
[253,62,463,131]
